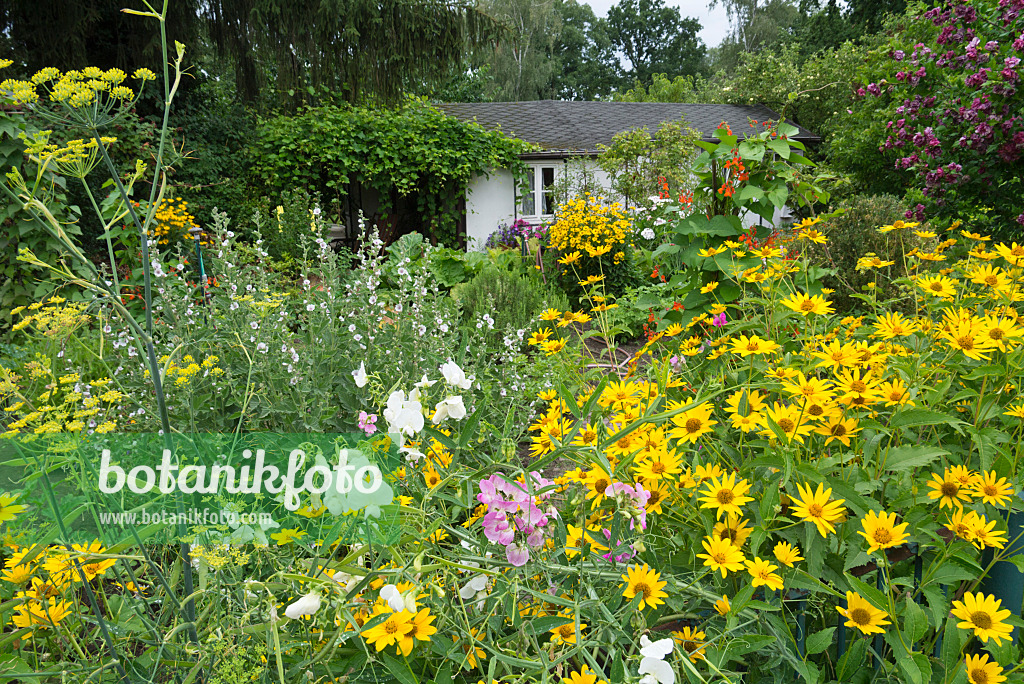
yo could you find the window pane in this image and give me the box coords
[541,167,555,215]
[521,171,535,215]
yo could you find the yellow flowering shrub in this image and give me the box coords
[547,194,632,260]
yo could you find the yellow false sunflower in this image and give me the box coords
[858,510,910,554]
[837,591,890,635]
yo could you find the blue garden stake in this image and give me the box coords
[911,542,922,600]
[873,569,884,670]
[189,226,209,322]
[979,510,1024,644]
[837,595,846,659]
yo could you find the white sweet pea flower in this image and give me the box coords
[431,396,467,424]
[459,574,488,600]
[638,660,674,684]
[638,634,675,684]
[383,390,424,437]
[379,584,406,612]
[440,360,473,390]
[640,635,675,659]
[284,592,321,619]
[414,374,436,388]
[352,362,368,388]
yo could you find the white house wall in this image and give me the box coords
[464,160,616,251]
[463,160,791,251]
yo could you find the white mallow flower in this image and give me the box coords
[284,592,321,619]
[440,360,473,390]
[379,584,406,612]
[432,395,467,424]
[383,390,424,437]
[352,362,368,388]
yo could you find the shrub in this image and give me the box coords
[453,266,569,344]
[803,194,925,312]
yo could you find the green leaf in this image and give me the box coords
[836,638,866,681]
[767,138,791,159]
[845,575,889,612]
[738,140,765,162]
[889,408,965,433]
[903,596,929,643]
[880,445,948,472]
[381,652,419,684]
[805,627,835,655]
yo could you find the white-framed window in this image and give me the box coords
[520,164,557,219]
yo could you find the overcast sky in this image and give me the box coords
[586,0,733,48]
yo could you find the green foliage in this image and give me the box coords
[453,266,569,342]
[547,0,620,99]
[646,121,832,327]
[605,0,706,85]
[249,100,533,246]
[597,119,701,204]
[251,188,330,267]
[617,41,869,143]
[802,194,924,312]
[0,108,84,332]
[169,67,256,229]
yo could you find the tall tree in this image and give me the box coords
[547,0,619,99]
[605,0,705,86]
[709,0,800,68]
[479,0,560,100]
[202,0,502,106]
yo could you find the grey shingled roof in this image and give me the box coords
[436,101,820,154]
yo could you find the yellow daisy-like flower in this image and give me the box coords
[761,402,814,444]
[672,626,707,662]
[700,281,719,294]
[964,653,1006,684]
[858,510,910,554]
[994,241,1024,266]
[744,556,784,591]
[780,292,835,316]
[873,311,920,339]
[772,541,804,567]
[729,334,781,357]
[712,514,752,547]
[838,591,890,634]
[926,467,975,510]
[951,592,1014,644]
[667,402,717,444]
[1004,402,1024,419]
[972,471,1014,507]
[396,607,437,656]
[561,665,607,684]
[714,595,731,616]
[558,251,582,265]
[697,535,746,577]
[790,482,846,537]
[916,274,958,299]
[361,608,415,652]
[814,415,861,446]
[699,472,754,519]
[620,564,668,610]
[539,308,562,321]
[549,615,587,645]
